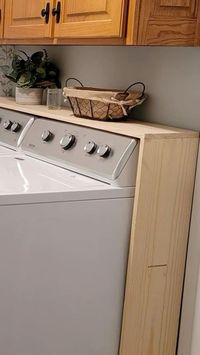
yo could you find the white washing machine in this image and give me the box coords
[0,115,139,355]
[0,108,34,155]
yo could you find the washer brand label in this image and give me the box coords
[28,143,36,148]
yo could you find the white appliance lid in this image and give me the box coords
[0,145,17,155]
[0,154,134,205]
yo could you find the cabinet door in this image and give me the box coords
[0,0,4,38]
[54,0,127,38]
[136,0,199,45]
[4,0,54,39]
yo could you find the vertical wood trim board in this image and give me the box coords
[120,136,199,355]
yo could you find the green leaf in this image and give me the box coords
[36,66,46,78]
[12,56,25,71]
[31,51,43,65]
[17,71,35,88]
[0,48,60,89]
[48,70,57,78]
[6,70,19,83]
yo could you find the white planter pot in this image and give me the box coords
[15,87,43,105]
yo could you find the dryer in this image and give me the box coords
[0,115,139,355]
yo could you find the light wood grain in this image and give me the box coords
[53,0,127,38]
[136,265,168,355]
[4,0,55,39]
[0,97,197,139]
[120,136,199,355]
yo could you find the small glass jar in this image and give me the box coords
[47,88,62,109]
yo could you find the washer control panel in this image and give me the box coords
[0,108,33,149]
[22,118,139,185]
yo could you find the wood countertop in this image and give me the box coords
[0,97,198,139]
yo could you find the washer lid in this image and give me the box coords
[0,155,134,205]
[0,145,17,155]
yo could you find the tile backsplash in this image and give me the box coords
[0,46,14,97]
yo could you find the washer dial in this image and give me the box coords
[60,134,76,150]
[42,130,53,142]
[84,141,96,154]
[97,145,111,158]
[11,122,21,132]
[3,120,12,130]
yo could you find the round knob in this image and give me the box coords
[84,141,96,154]
[3,120,12,130]
[97,145,111,158]
[60,134,76,150]
[41,130,53,142]
[11,122,21,132]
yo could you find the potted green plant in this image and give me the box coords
[0,49,60,105]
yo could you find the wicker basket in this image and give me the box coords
[63,78,147,121]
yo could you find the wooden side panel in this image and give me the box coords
[54,0,127,38]
[135,0,199,45]
[120,137,199,355]
[4,0,55,39]
[138,265,168,355]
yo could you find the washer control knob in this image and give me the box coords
[11,122,21,132]
[84,141,96,154]
[3,120,12,130]
[60,134,76,150]
[97,144,111,158]
[42,130,53,142]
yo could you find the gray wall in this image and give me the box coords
[19,45,200,131]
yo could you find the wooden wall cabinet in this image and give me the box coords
[3,0,127,42]
[4,0,55,39]
[2,1,200,46]
[127,0,200,45]
[54,0,127,39]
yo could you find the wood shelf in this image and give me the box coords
[0,97,197,140]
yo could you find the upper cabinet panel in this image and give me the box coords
[53,0,127,38]
[136,0,199,45]
[152,0,196,17]
[4,0,54,39]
